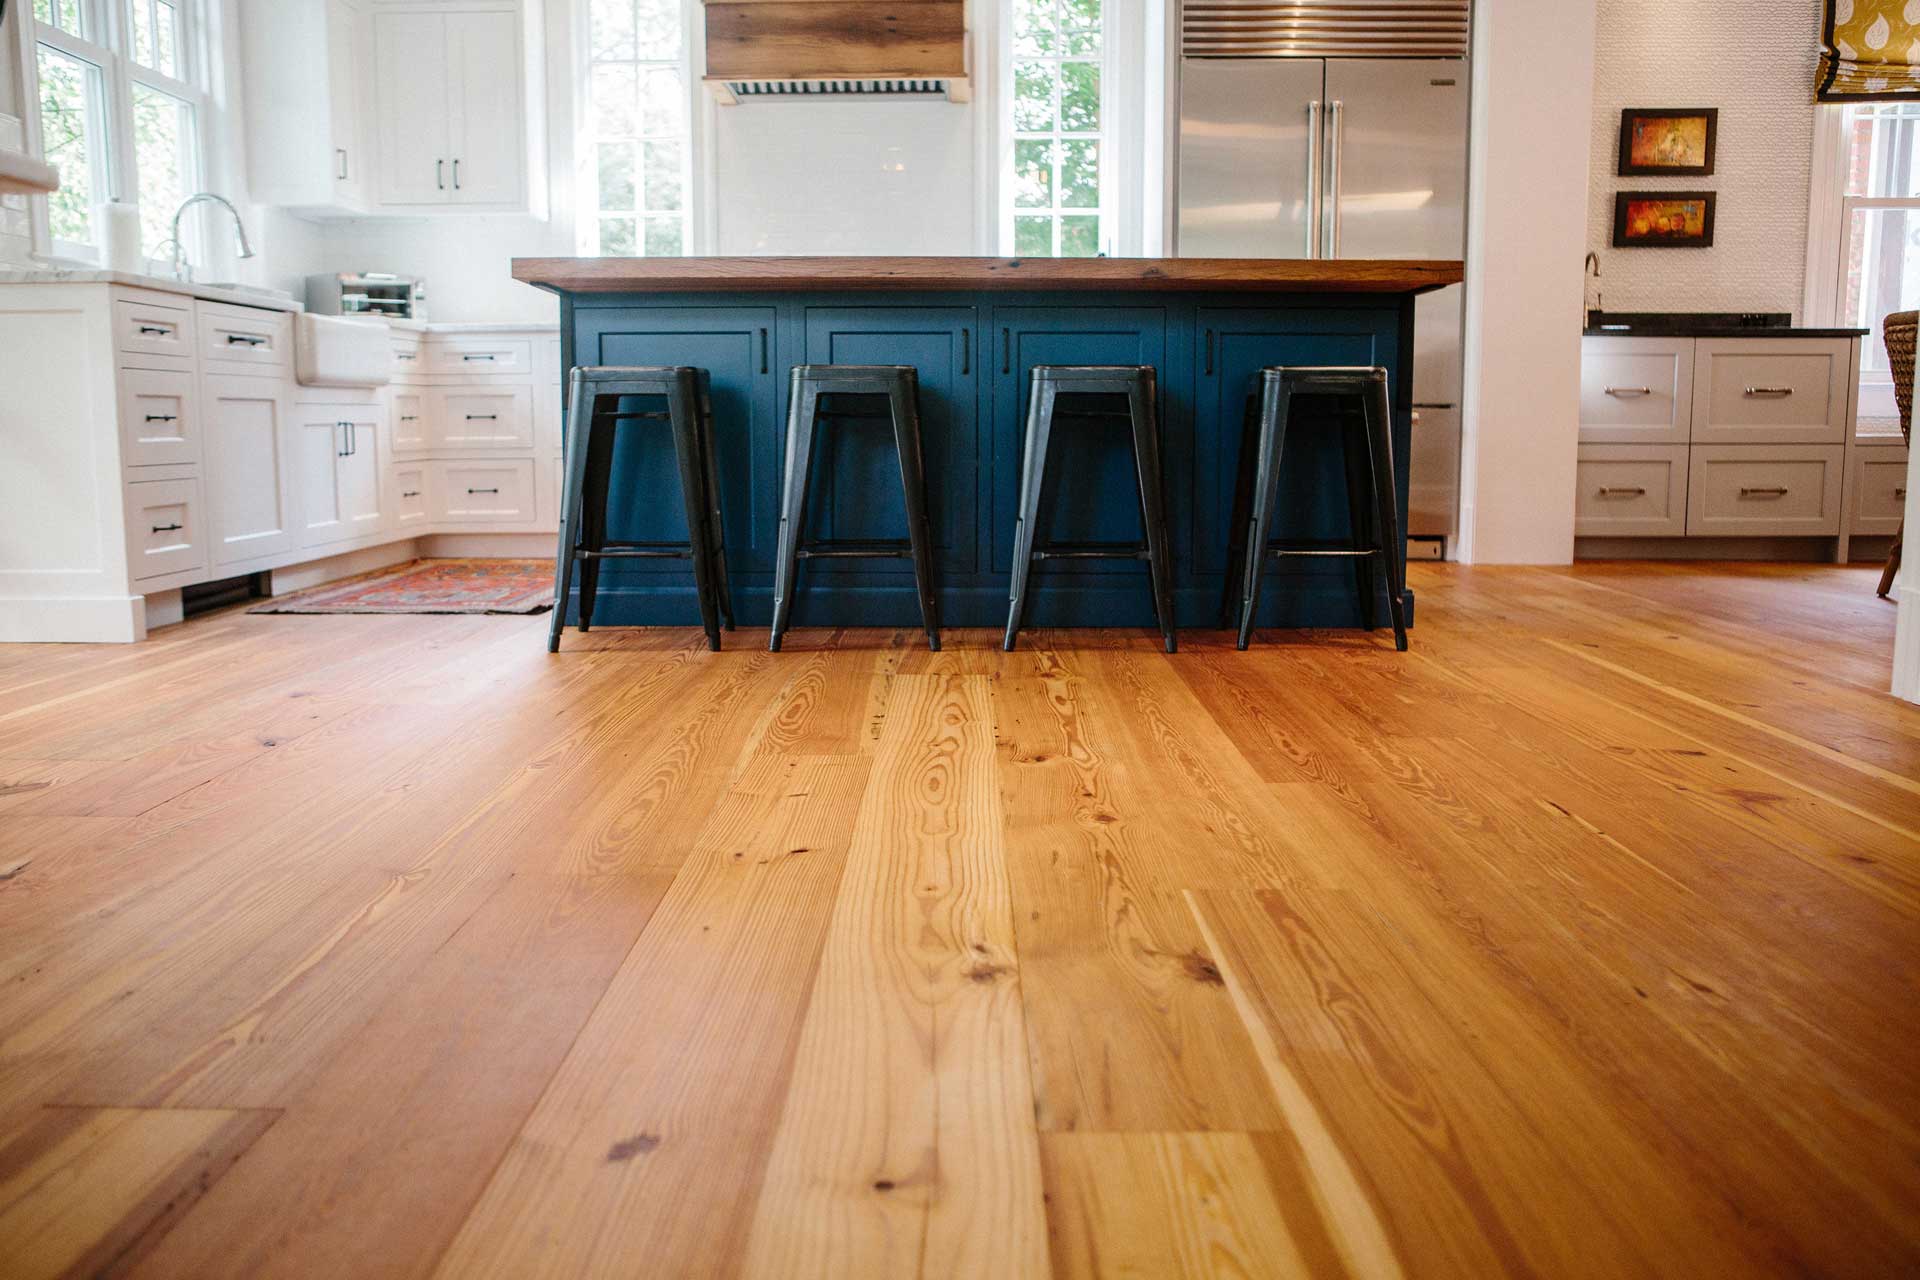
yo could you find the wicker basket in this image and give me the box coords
[1885,310,1917,447]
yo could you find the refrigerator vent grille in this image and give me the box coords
[721,79,951,97]
[1181,0,1470,59]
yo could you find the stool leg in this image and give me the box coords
[770,380,821,653]
[1128,376,1177,654]
[577,404,617,634]
[695,372,735,631]
[1361,373,1409,651]
[1003,379,1057,651]
[550,373,593,653]
[1339,400,1378,633]
[1879,521,1902,598]
[1237,379,1292,650]
[1220,388,1260,630]
[888,375,942,652]
[667,376,722,652]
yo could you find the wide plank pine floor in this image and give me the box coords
[1,562,1917,1278]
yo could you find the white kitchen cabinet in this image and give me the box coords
[392,389,430,453]
[126,477,208,581]
[204,374,296,566]
[296,405,388,549]
[117,368,201,468]
[240,0,372,214]
[434,386,534,449]
[370,5,534,212]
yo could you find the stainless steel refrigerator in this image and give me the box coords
[1177,53,1470,543]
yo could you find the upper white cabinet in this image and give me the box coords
[241,0,372,214]
[370,5,539,213]
[244,0,545,218]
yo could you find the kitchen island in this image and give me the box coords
[513,255,1463,630]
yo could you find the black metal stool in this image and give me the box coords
[1221,366,1407,652]
[1003,365,1175,653]
[770,365,940,653]
[549,365,734,654]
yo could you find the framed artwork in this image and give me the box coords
[1612,192,1716,248]
[1618,109,1718,176]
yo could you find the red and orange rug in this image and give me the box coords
[250,559,554,615]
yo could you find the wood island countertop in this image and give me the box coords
[512,255,1464,295]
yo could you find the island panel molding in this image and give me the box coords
[512,256,1465,295]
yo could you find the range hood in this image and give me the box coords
[702,0,969,103]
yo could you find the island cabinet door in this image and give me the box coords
[986,307,1171,581]
[801,307,978,573]
[575,307,781,576]
[1192,308,1399,576]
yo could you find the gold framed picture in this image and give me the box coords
[1612,192,1716,248]
[1619,109,1717,176]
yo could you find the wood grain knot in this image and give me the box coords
[606,1133,660,1162]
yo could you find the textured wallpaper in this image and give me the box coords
[1586,0,1822,316]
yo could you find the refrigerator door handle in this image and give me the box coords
[1305,100,1323,259]
[1324,100,1344,259]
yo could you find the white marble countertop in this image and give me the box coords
[390,319,559,334]
[0,267,303,312]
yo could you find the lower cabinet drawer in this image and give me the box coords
[393,464,431,527]
[1686,444,1844,537]
[118,367,200,467]
[434,387,534,449]
[432,459,536,523]
[1575,445,1687,536]
[125,476,206,581]
[1850,446,1911,536]
[114,297,195,366]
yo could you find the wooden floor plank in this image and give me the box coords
[740,674,1050,1279]
[0,1106,275,1280]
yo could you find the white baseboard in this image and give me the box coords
[420,532,559,558]
[144,588,184,631]
[268,540,423,595]
[0,594,146,643]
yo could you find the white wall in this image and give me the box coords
[1585,0,1821,315]
[1457,0,1598,565]
[713,99,978,255]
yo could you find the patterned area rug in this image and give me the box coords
[250,559,554,615]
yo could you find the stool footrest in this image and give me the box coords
[796,538,913,560]
[595,410,675,423]
[1259,542,1381,560]
[1032,540,1150,561]
[576,545,694,561]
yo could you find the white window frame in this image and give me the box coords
[997,0,1115,257]
[1803,100,1920,435]
[22,0,210,266]
[574,0,703,257]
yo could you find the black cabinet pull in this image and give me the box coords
[402,490,421,498]
[437,159,445,190]
[336,421,350,457]
[1204,328,1215,375]
[961,327,970,375]
[396,351,417,361]
[144,414,178,423]
[453,158,461,190]
[759,327,769,374]
[150,523,182,533]
[227,334,266,346]
[467,487,499,495]
[348,422,357,455]
[466,413,498,421]
[400,414,419,422]
[461,353,496,361]
[137,324,170,336]
[1001,327,1010,374]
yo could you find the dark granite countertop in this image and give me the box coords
[1582,311,1867,339]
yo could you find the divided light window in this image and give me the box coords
[1005,0,1108,257]
[30,0,206,263]
[585,0,690,256]
[1836,103,1920,431]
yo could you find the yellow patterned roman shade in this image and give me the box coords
[1820,0,1920,100]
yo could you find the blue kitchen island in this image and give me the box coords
[513,255,1463,632]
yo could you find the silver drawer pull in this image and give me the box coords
[1597,486,1646,497]
[467,487,499,495]
[1739,485,1790,498]
[466,413,498,421]
[461,353,497,362]
[1604,386,1651,397]
[137,324,171,336]
[1742,386,1793,397]
[150,522,182,533]
[144,414,178,423]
